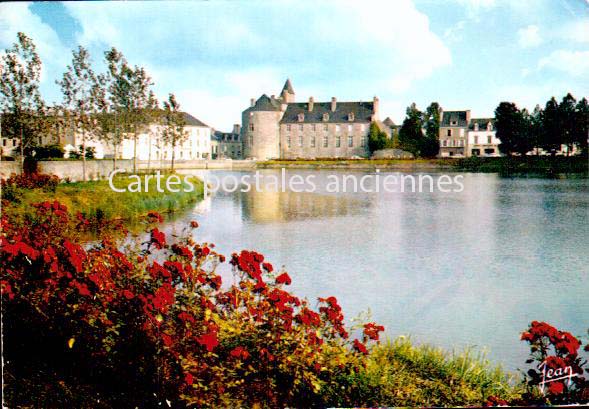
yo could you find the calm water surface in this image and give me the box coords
[166,169,589,370]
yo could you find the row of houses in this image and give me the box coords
[0,113,242,162]
[0,80,579,161]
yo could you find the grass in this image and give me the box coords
[2,174,204,222]
[324,336,524,407]
[258,158,456,168]
[455,155,588,175]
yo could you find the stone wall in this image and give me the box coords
[371,149,414,159]
[280,122,370,159]
[0,159,256,181]
[242,111,283,160]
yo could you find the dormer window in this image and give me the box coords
[487,122,493,131]
[323,113,329,122]
[474,123,479,131]
[348,112,355,121]
[298,113,305,122]
[451,120,458,126]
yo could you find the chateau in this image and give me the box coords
[241,79,379,160]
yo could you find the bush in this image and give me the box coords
[32,144,65,159]
[1,172,59,202]
[1,203,381,407]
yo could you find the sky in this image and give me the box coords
[1,0,588,130]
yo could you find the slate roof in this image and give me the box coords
[468,118,495,131]
[182,112,209,127]
[282,79,294,95]
[280,101,374,124]
[213,130,240,142]
[244,94,283,112]
[441,111,469,127]
[383,117,396,127]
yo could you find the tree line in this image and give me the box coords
[0,32,190,179]
[495,94,589,156]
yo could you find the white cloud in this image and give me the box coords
[538,49,589,76]
[59,0,451,129]
[0,2,70,101]
[559,18,589,44]
[517,25,542,48]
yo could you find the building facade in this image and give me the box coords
[242,79,378,160]
[467,118,500,157]
[439,110,470,157]
[212,124,242,159]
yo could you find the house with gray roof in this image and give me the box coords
[241,79,380,159]
[438,110,470,157]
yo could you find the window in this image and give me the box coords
[298,135,303,147]
[311,135,316,147]
[442,140,447,147]
[336,135,341,147]
[447,129,452,137]
[298,113,304,122]
[360,124,365,132]
[312,124,316,131]
[249,135,253,146]
[451,120,457,126]
[249,123,254,131]
[348,124,352,133]
[287,135,291,148]
[487,135,492,144]
[335,125,341,133]
[474,135,478,144]
[323,113,329,121]
[348,135,353,147]
[287,124,291,132]
[487,123,493,131]
[459,140,464,147]
[474,123,479,131]
[361,136,367,147]
[299,124,303,131]
[323,124,328,131]
[2,139,6,147]
[349,112,355,121]
[323,135,328,147]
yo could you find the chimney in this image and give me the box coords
[233,124,241,135]
[250,98,255,107]
[308,96,314,112]
[331,97,337,112]
[373,96,379,120]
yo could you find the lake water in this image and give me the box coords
[165,169,589,371]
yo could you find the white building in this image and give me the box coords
[467,118,501,157]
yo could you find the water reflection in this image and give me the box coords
[165,170,589,370]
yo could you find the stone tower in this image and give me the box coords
[242,94,284,160]
[280,78,295,104]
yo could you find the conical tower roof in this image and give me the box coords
[281,78,294,95]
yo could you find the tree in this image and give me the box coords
[541,97,561,155]
[575,98,589,155]
[559,93,577,156]
[398,103,424,156]
[57,46,102,181]
[367,122,388,153]
[128,66,154,173]
[529,104,544,156]
[98,48,132,171]
[162,94,187,171]
[0,32,47,173]
[145,91,161,171]
[421,102,442,158]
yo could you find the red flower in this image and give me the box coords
[262,262,273,273]
[275,272,291,285]
[197,330,219,352]
[190,220,199,228]
[230,346,250,360]
[353,339,368,355]
[363,322,385,341]
[150,228,166,249]
[184,372,194,386]
[548,381,565,395]
[122,289,135,299]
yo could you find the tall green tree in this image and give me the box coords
[128,66,154,172]
[161,94,187,171]
[559,93,577,156]
[57,46,102,181]
[541,97,561,155]
[398,103,424,156]
[98,48,132,170]
[421,102,441,158]
[367,122,388,153]
[495,102,529,156]
[0,32,47,173]
[529,104,544,156]
[575,97,589,154]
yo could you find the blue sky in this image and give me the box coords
[1,0,588,130]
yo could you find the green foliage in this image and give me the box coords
[162,93,187,170]
[321,337,523,408]
[368,122,389,153]
[397,103,440,158]
[27,144,65,159]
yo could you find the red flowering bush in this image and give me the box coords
[1,172,60,202]
[516,321,589,405]
[1,201,382,407]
